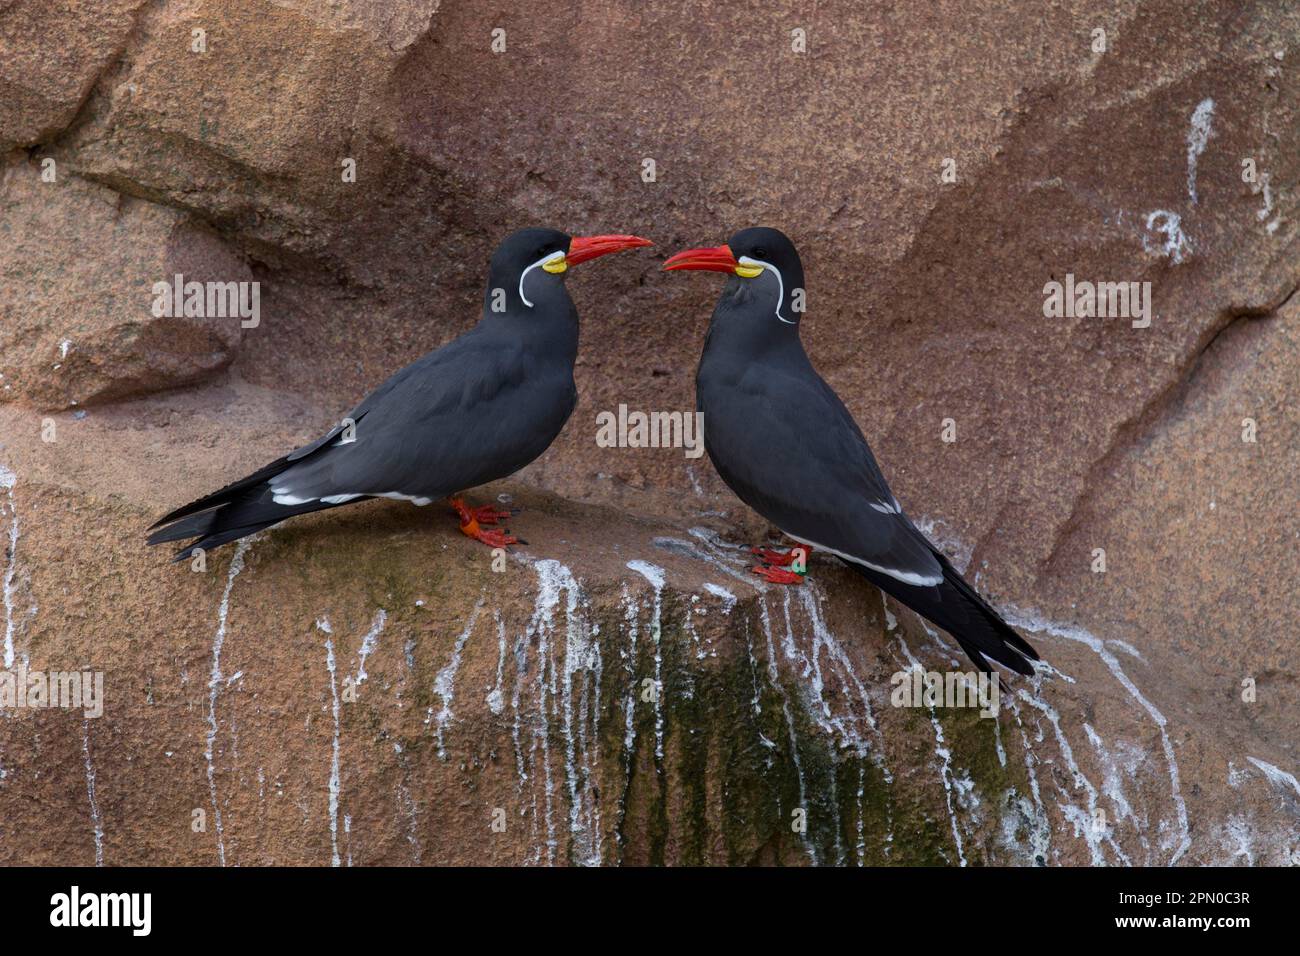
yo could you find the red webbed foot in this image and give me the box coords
[450,498,522,549]
[468,504,516,526]
[471,527,519,548]
[750,545,811,567]
[751,564,805,585]
[750,543,811,585]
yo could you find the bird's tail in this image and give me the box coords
[147,456,355,561]
[842,551,1040,675]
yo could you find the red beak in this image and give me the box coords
[567,234,653,265]
[662,244,738,273]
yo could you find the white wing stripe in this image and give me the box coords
[272,492,315,505]
[786,534,942,587]
[274,491,432,507]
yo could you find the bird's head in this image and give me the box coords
[487,227,652,314]
[663,226,805,327]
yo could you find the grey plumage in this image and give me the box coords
[679,227,1039,675]
[149,227,587,560]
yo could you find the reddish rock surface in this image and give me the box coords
[0,0,1296,865]
[1,162,249,409]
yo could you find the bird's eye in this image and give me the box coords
[754,248,767,259]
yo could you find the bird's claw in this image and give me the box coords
[751,545,801,567]
[750,543,810,584]
[472,527,519,549]
[470,505,516,526]
[451,497,521,548]
[750,564,804,585]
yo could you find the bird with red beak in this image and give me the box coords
[149,227,652,560]
[665,226,1039,675]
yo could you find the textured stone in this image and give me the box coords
[0,0,1297,865]
[0,0,146,151]
[0,159,249,409]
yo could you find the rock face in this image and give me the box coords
[0,162,249,409]
[0,0,146,153]
[0,0,1298,865]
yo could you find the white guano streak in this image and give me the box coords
[1003,606,1191,865]
[325,635,341,867]
[895,636,967,866]
[432,598,484,759]
[626,561,666,765]
[205,538,252,867]
[82,720,104,866]
[1187,98,1214,205]
[1,465,19,669]
[354,609,386,685]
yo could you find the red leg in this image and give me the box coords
[750,543,811,585]
[468,504,514,526]
[751,545,811,567]
[751,564,805,585]
[449,497,520,548]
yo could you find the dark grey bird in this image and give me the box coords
[149,227,651,561]
[664,227,1039,675]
